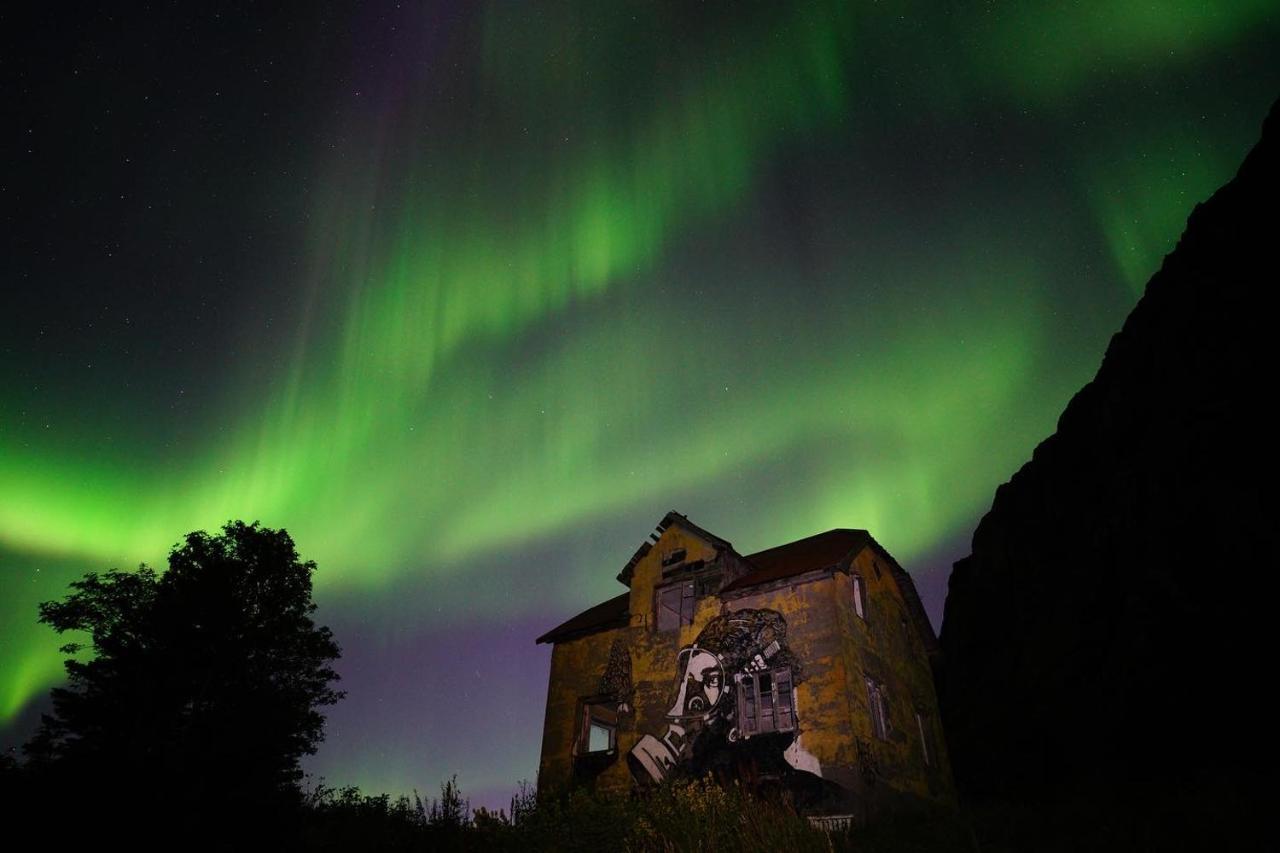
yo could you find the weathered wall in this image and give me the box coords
[835,548,954,807]
[537,625,628,794]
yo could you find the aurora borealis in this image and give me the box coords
[3,1,1277,806]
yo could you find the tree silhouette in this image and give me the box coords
[24,521,344,835]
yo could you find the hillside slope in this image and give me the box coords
[939,99,1274,801]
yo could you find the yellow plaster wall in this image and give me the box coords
[626,524,720,631]
[833,548,955,802]
[537,624,628,794]
[725,575,854,778]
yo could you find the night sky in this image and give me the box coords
[3,1,1277,809]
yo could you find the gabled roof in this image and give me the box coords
[723,528,939,654]
[535,592,629,645]
[536,520,938,655]
[723,529,871,592]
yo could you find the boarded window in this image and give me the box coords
[852,574,867,620]
[866,677,891,740]
[737,676,752,732]
[736,667,795,737]
[775,668,794,731]
[656,580,696,631]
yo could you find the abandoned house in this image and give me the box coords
[535,511,954,820]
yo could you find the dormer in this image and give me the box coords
[617,511,752,630]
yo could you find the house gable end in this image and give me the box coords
[627,514,732,630]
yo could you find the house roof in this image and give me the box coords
[727,528,939,655]
[535,592,629,645]
[723,529,871,593]
[536,519,938,655]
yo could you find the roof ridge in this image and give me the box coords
[744,527,868,559]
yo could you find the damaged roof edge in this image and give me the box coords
[616,510,735,586]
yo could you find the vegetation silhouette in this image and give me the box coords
[18,520,343,843]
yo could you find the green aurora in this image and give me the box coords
[2,1,1277,796]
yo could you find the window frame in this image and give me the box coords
[851,573,868,621]
[865,676,891,741]
[655,579,697,631]
[575,698,619,756]
[735,666,796,738]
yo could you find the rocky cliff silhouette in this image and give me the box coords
[939,98,1274,804]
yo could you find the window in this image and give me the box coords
[865,676,891,740]
[656,580,696,630]
[661,547,687,567]
[736,667,795,737]
[915,710,937,767]
[576,701,618,755]
[852,573,867,620]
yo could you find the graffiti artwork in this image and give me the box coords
[629,609,840,807]
[599,637,635,713]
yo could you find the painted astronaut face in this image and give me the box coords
[665,647,726,721]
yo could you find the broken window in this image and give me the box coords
[736,667,795,737]
[865,676,891,740]
[852,574,867,621]
[576,701,618,755]
[661,547,687,567]
[656,580,696,631]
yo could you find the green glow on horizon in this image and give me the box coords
[2,0,1276,742]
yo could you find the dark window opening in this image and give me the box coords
[736,667,794,737]
[661,548,687,567]
[865,676,891,741]
[694,573,721,597]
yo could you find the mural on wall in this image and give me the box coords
[599,636,634,713]
[628,608,841,807]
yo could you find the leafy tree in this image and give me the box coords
[24,521,344,832]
